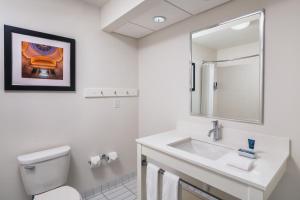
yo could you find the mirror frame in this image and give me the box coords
[189,10,265,124]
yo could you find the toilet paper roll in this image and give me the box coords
[89,155,101,168]
[107,152,118,163]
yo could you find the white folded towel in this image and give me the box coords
[146,163,160,200]
[162,171,180,200]
[226,153,254,171]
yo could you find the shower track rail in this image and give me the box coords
[141,160,221,200]
[202,54,259,64]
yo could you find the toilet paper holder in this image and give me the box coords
[88,152,117,165]
[88,154,108,165]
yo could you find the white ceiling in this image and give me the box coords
[193,21,260,50]
[82,0,233,38]
[166,0,231,15]
[116,0,232,38]
[83,0,108,7]
[114,22,153,38]
[130,1,191,31]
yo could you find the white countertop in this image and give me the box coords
[136,127,290,191]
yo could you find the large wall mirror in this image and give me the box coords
[190,11,264,124]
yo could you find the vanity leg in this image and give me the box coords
[137,144,146,200]
[247,187,264,200]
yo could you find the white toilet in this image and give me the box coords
[17,146,81,200]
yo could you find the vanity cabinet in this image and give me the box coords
[137,144,274,200]
[136,124,289,200]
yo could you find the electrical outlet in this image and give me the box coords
[113,99,120,108]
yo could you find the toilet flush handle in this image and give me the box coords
[24,165,35,170]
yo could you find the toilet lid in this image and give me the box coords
[34,186,81,200]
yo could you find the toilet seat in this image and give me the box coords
[34,186,81,200]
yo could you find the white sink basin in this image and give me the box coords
[168,139,231,160]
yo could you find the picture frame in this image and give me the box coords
[4,25,75,91]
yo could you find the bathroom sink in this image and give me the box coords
[168,139,230,160]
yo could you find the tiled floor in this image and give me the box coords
[86,179,136,200]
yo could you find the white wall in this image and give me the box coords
[138,0,300,199]
[192,42,260,121]
[217,42,260,65]
[0,0,138,199]
[215,42,260,121]
[191,43,216,114]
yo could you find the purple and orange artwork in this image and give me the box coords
[21,41,63,80]
[5,25,75,90]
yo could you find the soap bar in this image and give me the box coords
[238,148,256,159]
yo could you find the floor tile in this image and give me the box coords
[88,193,108,200]
[86,178,136,200]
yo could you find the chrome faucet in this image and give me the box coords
[208,120,222,141]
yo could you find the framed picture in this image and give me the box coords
[191,62,195,91]
[4,25,75,91]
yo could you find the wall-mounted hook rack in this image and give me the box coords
[84,88,138,98]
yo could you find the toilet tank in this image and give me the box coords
[17,146,71,196]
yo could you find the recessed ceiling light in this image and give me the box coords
[231,22,250,30]
[153,16,166,23]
